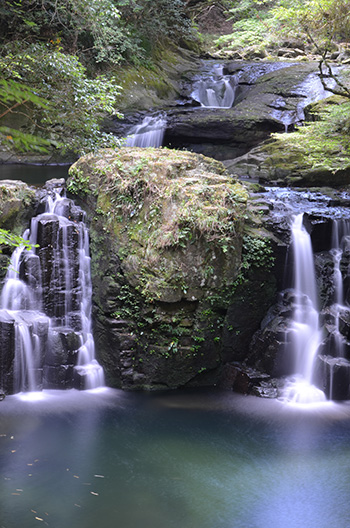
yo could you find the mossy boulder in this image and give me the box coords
[110,48,200,113]
[68,147,256,389]
[0,180,36,282]
[226,95,350,187]
[0,180,36,232]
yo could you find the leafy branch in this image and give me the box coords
[0,228,38,253]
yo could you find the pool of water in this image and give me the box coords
[1,388,350,528]
[0,165,69,186]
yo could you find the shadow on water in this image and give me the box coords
[1,388,350,528]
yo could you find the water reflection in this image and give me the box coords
[1,389,350,527]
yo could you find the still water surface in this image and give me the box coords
[1,388,350,528]
[0,165,69,186]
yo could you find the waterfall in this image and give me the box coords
[191,64,237,109]
[0,185,104,394]
[125,114,166,148]
[320,219,350,400]
[283,214,326,403]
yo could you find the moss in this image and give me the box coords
[70,148,248,303]
[68,148,280,390]
[258,97,350,186]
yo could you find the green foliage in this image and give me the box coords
[0,0,141,65]
[214,0,277,51]
[115,0,198,56]
[271,0,350,45]
[0,79,52,152]
[216,18,271,49]
[267,99,350,173]
[0,0,200,154]
[0,126,52,153]
[0,229,38,253]
[226,0,273,22]
[222,234,274,300]
[0,79,48,109]
[67,167,91,195]
[241,235,274,271]
[0,43,122,154]
[0,0,198,65]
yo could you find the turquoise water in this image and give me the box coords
[1,389,350,528]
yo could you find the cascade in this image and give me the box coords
[283,214,326,403]
[271,207,350,403]
[125,114,166,148]
[0,184,104,394]
[316,218,350,400]
[191,64,237,108]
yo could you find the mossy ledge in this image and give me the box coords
[68,147,275,390]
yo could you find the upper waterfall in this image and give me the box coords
[191,64,237,108]
[125,114,166,148]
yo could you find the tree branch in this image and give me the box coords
[0,100,29,120]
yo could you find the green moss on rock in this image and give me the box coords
[0,180,36,233]
[68,147,276,390]
[70,148,248,302]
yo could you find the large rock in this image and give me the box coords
[225,94,350,187]
[68,148,255,389]
[163,62,323,160]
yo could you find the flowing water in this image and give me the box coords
[283,215,326,403]
[1,389,350,528]
[125,114,166,148]
[191,64,237,108]
[0,187,104,393]
[263,188,350,402]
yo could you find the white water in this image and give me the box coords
[329,220,348,359]
[284,214,326,403]
[191,64,237,109]
[125,114,166,147]
[0,189,104,393]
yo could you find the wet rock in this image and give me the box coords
[44,364,74,389]
[0,311,15,394]
[45,328,80,366]
[218,363,274,396]
[314,355,350,400]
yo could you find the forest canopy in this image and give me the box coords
[1,0,350,155]
[0,0,197,154]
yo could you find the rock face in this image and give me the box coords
[111,61,331,163]
[68,148,277,390]
[225,94,350,187]
[0,180,36,281]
